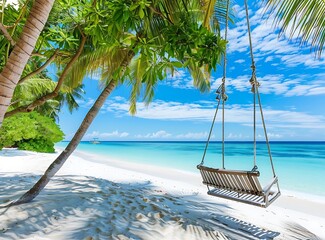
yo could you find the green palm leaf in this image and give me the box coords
[266,0,325,56]
[200,0,234,31]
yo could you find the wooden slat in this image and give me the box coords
[197,165,281,207]
[219,173,230,189]
[239,175,252,192]
[207,171,217,185]
[237,175,247,191]
[233,175,242,191]
[202,170,209,184]
[234,175,245,191]
[199,167,282,208]
[225,174,236,189]
[247,175,259,193]
[214,172,223,187]
[221,173,232,189]
[227,174,238,190]
[211,171,221,186]
[252,176,263,192]
[197,165,260,177]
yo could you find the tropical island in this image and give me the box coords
[0,0,324,239]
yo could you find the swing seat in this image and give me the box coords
[197,165,281,208]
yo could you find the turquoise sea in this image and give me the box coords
[56,141,325,197]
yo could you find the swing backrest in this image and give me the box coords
[197,165,263,195]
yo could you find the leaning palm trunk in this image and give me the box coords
[0,0,55,126]
[9,81,116,205]
[8,50,135,206]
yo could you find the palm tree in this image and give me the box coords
[265,0,325,57]
[0,0,55,126]
[7,0,227,206]
[10,77,84,119]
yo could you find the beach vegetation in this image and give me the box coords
[0,0,56,125]
[266,0,325,57]
[0,111,64,153]
[0,0,86,122]
[8,76,84,120]
[6,0,228,206]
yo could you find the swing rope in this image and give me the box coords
[199,88,221,166]
[200,0,277,178]
[244,0,258,169]
[197,1,280,207]
[244,0,276,176]
[222,0,230,169]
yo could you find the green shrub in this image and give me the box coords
[0,112,64,153]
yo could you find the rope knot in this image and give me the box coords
[216,83,228,101]
[251,63,256,72]
[249,75,260,93]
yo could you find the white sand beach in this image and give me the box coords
[0,148,324,240]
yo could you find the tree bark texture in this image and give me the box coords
[0,0,55,126]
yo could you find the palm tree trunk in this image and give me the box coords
[0,0,55,126]
[10,80,116,205]
[8,49,135,206]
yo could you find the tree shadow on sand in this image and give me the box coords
[0,174,314,240]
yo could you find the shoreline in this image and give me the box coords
[1,148,324,239]
[72,148,325,218]
[72,147,325,202]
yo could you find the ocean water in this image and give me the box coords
[56,141,325,197]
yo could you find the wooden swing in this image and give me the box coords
[197,0,281,208]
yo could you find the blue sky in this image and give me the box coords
[58,2,325,141]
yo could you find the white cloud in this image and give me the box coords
[265,56,273,62]
[267,132,282,138]
[85,130,129,140]
[135,130,171,139]
[76,98,96,108]
[175,132,213,140]
[226,5,325,68]
[212,73,325,97]
[103,98,325,130]
[306,87,325,96]
[227,133,248,140]
[235,59,245,64]
[163,69,194,89]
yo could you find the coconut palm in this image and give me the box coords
[7,0,227,206]
[10,77,84,119]
[0,0,55,125]
[265,0,325,57]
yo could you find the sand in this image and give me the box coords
[0,148,324,240]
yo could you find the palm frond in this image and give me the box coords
[202,0,218,30]
[128,53,149,114]
[12,78,56,104]
[9,78,61,118]
[200,0,234,32]
[59,84,85,113]
[187,59,211,92]
[65,44,131,89]
[266,0,325,56]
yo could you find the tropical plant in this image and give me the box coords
[0,0,55,125]
[7,0,227,206]
[9,77,84,119]
[0,111,64,153]
[0,0,89,120]
[265,0,325,57]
